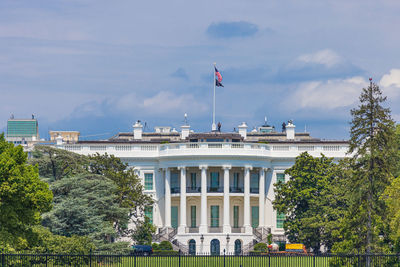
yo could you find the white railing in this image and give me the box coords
[61,142,348,159]
[115,145,132,151]
[298,145,315,151]
[65,145,81,151]
[272,145,290,151]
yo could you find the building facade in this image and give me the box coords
[6,117,39,146]
[49,130,80,143]
[55,120,349,255]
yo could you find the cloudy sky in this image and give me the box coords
[1,0,400,140]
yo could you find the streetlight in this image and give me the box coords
[200,234,204,243]
[226,234,230,242]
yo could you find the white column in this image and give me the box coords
[164,168,171,228]
[244,165,252,233]
[223,165,231,233]
[178,167,187,234]
[259,168,266,228]
[199,165,208,233]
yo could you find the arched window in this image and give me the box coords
[234,239,242,255]
[188,239,196,255]
[210,239,220,255]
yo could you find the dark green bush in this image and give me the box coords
[159,241,173,251]
[254,242,268,252]
[152,243,159,250]
[153,250,179,255]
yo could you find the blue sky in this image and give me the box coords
[1,0,400,140]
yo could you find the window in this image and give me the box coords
[233,206,239,228]
[233,173,239,188]
[210,172,220,189]
[250,173,259,191]
[171,173,179,193]
[277,212,285,228]
[251,206,259,228]
[191,206,196,227]
[145,206,153,224]
[144,173,153,190]
[211,205,219,227]
[276,173,285,183]
[171,206,178,228]
[190,173,197,189]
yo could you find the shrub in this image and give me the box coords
[254,242,268,252]
[153,250,179,255]
[159,241,173,251]
[249,251,263,255]
[152,243,159,250]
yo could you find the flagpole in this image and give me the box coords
[212,62,216,131]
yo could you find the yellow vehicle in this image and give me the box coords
[285,244,308,254]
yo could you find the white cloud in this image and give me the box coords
[379,69,400,99]
[290,76,367,110]
[380,69,400,88]
[116,91,208,115]
[297,49,342,67]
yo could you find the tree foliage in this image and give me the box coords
[131,217,156,245]
[29,147,153,252]
[333,81,398,254]
[273,152,345,253]
[0,134,53,248]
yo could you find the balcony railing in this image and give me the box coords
[186,227,199,233]
[171,187,180,194]
[230,186,244,193]
[231,227,245,233]
[186,186,201,193]
[207,186,223,193]
[250,188,259,194]
[208,227,222,233]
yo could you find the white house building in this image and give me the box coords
[55,120,349,255]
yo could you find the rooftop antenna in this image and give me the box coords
[184,113,188,125]
[305,124,307,133]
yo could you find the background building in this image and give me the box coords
[49,131,80,143]
[6,116,39,146]
[54,119,349,255]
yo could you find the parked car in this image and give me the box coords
[131,245,153,256]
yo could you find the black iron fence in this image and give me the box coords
[1,252,400,266]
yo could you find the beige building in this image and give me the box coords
[49,131,80,143]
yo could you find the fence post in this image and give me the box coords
[268,253,270,267]
[313,254,316,267]
[223,249,226,267]
[1,249,4,267]
[179,249,181,267]
[134,252,136,267]
[89,249,92,267]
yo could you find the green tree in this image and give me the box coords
[87,153,153,220]
[0,134,53,248]
[29,146,87,181]
[273,152,344,253]
[41,173,130,252]
[131,217,155,245]
[30,147,154,252]
[383,177,400,252]
[334,80,398,254]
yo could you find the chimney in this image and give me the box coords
[133,121,143,140]
[286,121,295,140]
[238,122,248,139]
[181,125,190,140]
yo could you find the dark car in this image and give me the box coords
[131,245,153,256]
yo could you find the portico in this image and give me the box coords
[164,165,269,235]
